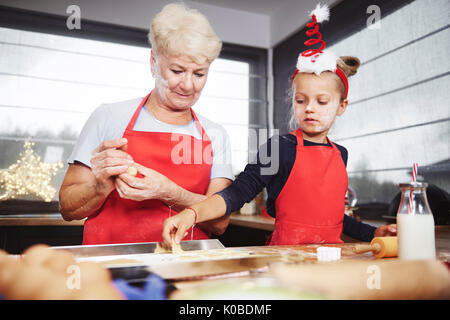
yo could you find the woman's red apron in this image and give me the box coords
[83,93,212,244]
[268,129,348,245]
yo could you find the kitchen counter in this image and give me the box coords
[0,214,85,254]
[229,213,393,230]
[227,213,394,244]
[229,213,275,231]
[0,213,84,226]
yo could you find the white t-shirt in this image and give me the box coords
[68,97,234,181]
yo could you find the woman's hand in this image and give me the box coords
[374,224,397,237]
[90,138,133,196]
[115,163,172,201]
[161,209,197,247]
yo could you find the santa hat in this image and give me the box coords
[291,3,349,98]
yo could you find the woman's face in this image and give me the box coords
[151,52,210,110]
[292,72,348,142]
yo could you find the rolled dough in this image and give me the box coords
[154,242,184,254]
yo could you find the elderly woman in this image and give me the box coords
[59,3,233,245]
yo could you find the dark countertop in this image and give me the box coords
[0,213,84,226]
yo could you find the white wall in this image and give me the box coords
[328,0,450,198]
[270,0,339,47]
[0,0,271,48]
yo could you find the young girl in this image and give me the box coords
[161,4,396,247]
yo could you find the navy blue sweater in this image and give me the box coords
[217,133,376,242]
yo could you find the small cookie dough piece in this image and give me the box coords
[126,166,138,176]
[172,242,185,254]
[154,241,185,254]
[154,243,171,254]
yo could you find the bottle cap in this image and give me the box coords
[399,182,428,188]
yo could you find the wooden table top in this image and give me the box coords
[170,240,450,299]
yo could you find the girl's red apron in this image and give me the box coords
[268,129,348,245]
[83,93,212,245]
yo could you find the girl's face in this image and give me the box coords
[292,72,348,143]
[151,51,210,110]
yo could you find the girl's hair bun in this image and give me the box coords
[337,56,360,77]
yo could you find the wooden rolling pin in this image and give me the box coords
[353,236,397,258]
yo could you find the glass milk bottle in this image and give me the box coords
[397,182,436,260]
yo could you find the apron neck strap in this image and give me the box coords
[191,108,210,142]
[326,137,338,150]
[127,93,151,131]
[294,129,304,149]
[293,129,336,150]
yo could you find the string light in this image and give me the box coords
[0,140,63,202]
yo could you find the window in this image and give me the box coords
[0,8,267,202]
[328,0,450,203]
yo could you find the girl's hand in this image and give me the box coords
[115,163,171,201]
[374,224,397,237]
[161,209,197,247]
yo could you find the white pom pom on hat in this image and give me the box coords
[310,3,330,23]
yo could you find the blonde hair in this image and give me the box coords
[288,55,360,130]
[148,3,222,64]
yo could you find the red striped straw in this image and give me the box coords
[407,163,418,214]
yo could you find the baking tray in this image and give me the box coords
[51,240,226,283]
[51,239,225,258]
